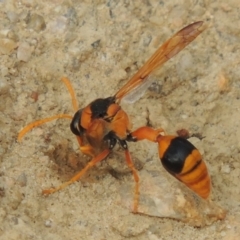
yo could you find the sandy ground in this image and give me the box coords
[1,0,240,239]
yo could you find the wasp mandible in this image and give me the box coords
[18,21,210,213]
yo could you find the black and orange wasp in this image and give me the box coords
[18,21,210,212]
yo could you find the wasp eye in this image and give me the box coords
[70,109,84,136]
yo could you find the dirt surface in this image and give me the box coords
[1,0,240,239]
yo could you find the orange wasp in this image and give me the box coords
[18,21,211,213]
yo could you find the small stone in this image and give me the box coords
[48,16,67,34]
[221,164,231,174]
[19,10,28,21]
[26,13,46,32]
[0,208,7,223]
[119,166,226,227]
[0,188,5,197]
[218,72,229,92]
[220,231,226,237]
[45,219,52,228]
[148,82,162,95]
[17,42,33,62]
[176,128,190,138]
[0,38,17,55]
[64,32,77,43]
[111,214,151,238]
[65,7,79,27]
[91,39,101,48]
[9,189,24,210]
[30,91,38,102]
[0,77,10,94]
[142,34,152,47]
[6,11,19,23]
[7,30,19,41]
[16,172,27,187]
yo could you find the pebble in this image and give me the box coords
[111,214,151,238]
[16,172,27,187]
[45,219,53,228]
[7,30,19,41]
[30,91,38,102]
[9,189,23,210]
[91,39,101,48]
[6,11,19,23]
[17,42,33,62]
[221,164,231,174]
[0,208,6,223]
[48,16,67,34]
[0,38,17,55]
[217,72,229,92]
[0,77,10,94]
[26,13,46,32]
[119,166,226,226]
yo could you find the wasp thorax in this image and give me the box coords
[90,97,115,119]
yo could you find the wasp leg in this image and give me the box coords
[79,144,96,157]
[42,148,111,195]
[129,126,165,142]
[104,132,140,212]
[74,135,96,157]
[124,149,140,213]
[17,114,73,142]
[127,127,163,209]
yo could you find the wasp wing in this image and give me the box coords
[114,21,206,103]
[121,75,156,104]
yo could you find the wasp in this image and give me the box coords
[18,21,211,213]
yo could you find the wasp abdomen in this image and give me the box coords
[160,137,194,174]
[158,136,211,199]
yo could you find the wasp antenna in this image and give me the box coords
[62,77,79,112]
[17,114,72,142]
